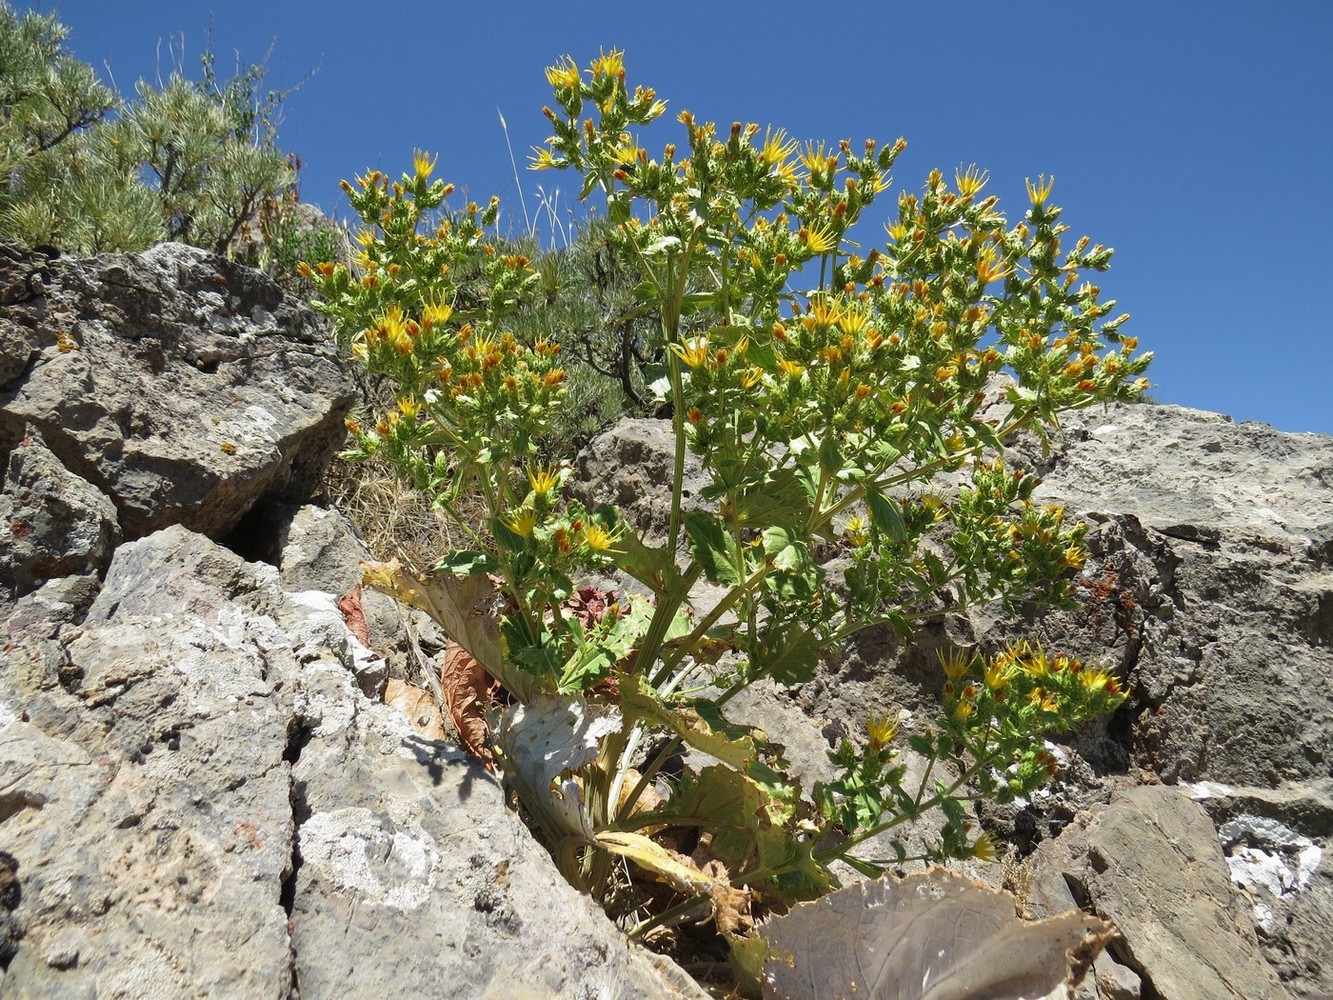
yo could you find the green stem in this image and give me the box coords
[819,760,984,863]
[650,562,770,687]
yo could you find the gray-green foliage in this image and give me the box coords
[505,217,664,452]
[518,216,662,407]
[0,1,294,257]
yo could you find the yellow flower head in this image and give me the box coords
[975,246,1013,285]
[670,337,711,370]
[760,127,798,167]
[1019,646,1052,678]
[420,301,454,331]
[1025,174,1055,208]
[798,141,834,178]
[378,305,412,354]
[530,146,561,171]
[969,830,999,863]
[413,149,438,181]
[842,513,870,547]
[938,649,971,682]
[526,463,563,498]
[866,714,898,751]
[1060,545,1087,570]
[505,507,536,538]
[545,57,581,90]
[983,658,1011,692]
[582,521,619,553]
[955,164,990,199]
[1080,668,1121,697]
[803,221,839,255]
[589,48,625,81]
[837,306,870,338]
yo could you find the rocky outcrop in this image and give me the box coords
[2,236,1329,998]
[0,244,700,998]
[580,405,1333,999]
[0,239,355,549]
[0,526,700,998]
[1026,784,1294,1000]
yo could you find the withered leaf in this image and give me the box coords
[337,584,371,646]
[440,640,495,766]
[757,867,1116,1000]
[384,678,446,741]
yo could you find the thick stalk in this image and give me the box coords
[650,562,771,687]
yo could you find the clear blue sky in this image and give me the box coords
[33,1,1333,435]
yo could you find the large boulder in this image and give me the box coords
[0,525,702,998]
[1026,784,1294,1000]
[575,404,1333,997]
[0,240,356,545]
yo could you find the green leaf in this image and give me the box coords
[818,435,843,477]
[684,511,742,585]
[557,594,654,692]
[434,550,500,575]
[666,765,837,905]
[753,621,820,686]
[743,337,779,372]
[736,469,813,528]
[864,486,906,543]
[907,733,934,757]
[761,525,804,572]
[594,504,676,591]
[643,234,682,255]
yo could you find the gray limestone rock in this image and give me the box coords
[0,240,356,542]
[0,426,119,607]
[0,526,701,998]
[569,417,708,548]
[1026,785,1293,1000]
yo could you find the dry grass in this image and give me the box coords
[323,454,489,575]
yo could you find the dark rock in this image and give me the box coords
[1026,785,1293,1000]
[0,426,120,607]
[0,240,356,543]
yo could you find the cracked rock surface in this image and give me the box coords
[0,241,699,998]
[0,238,355,544]
[0,526,702,998]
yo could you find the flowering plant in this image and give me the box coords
[309,50,1146,970]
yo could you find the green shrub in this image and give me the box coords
[310,51,1150,986]
[0,1,299,262]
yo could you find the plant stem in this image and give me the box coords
[629,892,709,941]
[650,562,770,687]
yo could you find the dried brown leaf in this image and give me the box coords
[596,830,755,937]
[384,678,446,740]
[337,584,371,646]
[440,640,495,767]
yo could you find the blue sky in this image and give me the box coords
[34,1,1333,435]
